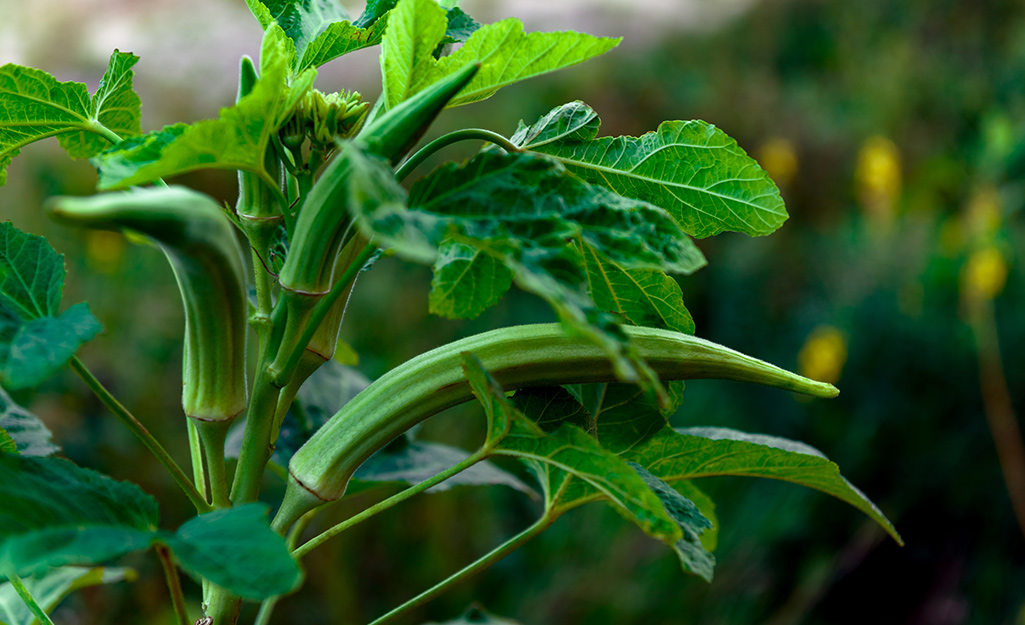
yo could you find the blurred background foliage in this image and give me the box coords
[2,0,1025,623]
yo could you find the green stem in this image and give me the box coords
[254,511,318,625]
[230,367,283,504]
[187,417,209,503]
[70,357,211,513]
[156,544,190,625]
[395,128,521,182]
[7,574,56,625]
[292,448,488,558]
[367,514,556,625]
[196,420,233,509]
[269,243,377,388]
[88,121,125,146]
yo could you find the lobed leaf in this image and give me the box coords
[0,566,134,625]
[0,455,159,576]
[0,388,57,457]
[517,101,788,238]
[164,505,302,600]
[94,26,304,189]
[0,50,141,186]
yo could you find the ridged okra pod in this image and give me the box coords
[48,186,249,423]
[276,323,838,527]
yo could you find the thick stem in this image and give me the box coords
[290,448,489,558]
[70,357,211,513]
[203,585,242,625]
[7,574,56,625]
[194,419,233,509]
[230,368,283,504]
[367,514,556,625]
[254,511,318,625]
[395,128,521,182]
[156,544,190,625]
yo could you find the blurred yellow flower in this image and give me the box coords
[798,325,848,385]
[856,136,901,222]
[757,137,799,187]
[962,246,1008,301]
[85,230,125,274]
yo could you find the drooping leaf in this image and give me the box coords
[630,463,714,581]
[380,0,450,109]
[94,26,305,189]
[462,353,681,544]
[0,566,134,625]
[429,239,513,319]
[0,388,57,457]
[0,304,101,390]
[516,101,788,238]
[0,223,101,390]
[0,50,141,186]
[0,455,159,576]
[347,433,533,496]
[164,505,302,601]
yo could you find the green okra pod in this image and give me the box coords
[275,323,838,528]
[48,186,249,423]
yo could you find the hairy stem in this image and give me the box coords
[156,544,190,625]
[7,574,56,625]
[70,357,211,513]
[395,128,521,182]
[367,514,556,625]
[290,448,488,557]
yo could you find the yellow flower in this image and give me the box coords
[757,138,799,187]
[856,136,901,223]
[962,246,1008,301]
[798,326,848,385]
[85,230,125,274]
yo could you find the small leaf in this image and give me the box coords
[630,463,714,581]
[429,239,513,319]
[0,455,159,576]
[0,387,57,457]
[0,51,141,186]
[518,101,788,238]
[462,354,681,544]
[94,26,302,189]
[347,433,533,496]
[436,7,481,51]
[0,566,134,625]
[245,0,351,64]
[380,0,450,109]
[0,303,101,390]
[355,0,398,29]
[165,505,302,601]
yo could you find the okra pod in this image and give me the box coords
[276,323,837,527]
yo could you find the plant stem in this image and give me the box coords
[195,420,233,508]
[293,448,488,559]
[156,544,190,625]
[7,574,56,625]
[70,356,211,513]
[230,367,283,504]
[367,514,555,625]
[968,298,1025,538]
[395,128,521,182]
[254,510,318,625]
[187,418,210,503]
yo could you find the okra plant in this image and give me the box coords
[0,1,901,624]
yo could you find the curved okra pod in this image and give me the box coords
[274,323,838,530]
[47,186,249,424]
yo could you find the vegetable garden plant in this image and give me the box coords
[0,1,902,623]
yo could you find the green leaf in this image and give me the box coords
[0,566,133,625]
[355,0,398,28]
[164,505,302,601]
[630,463,714,581]
[94,26,303,189]
[299,20,387,71]
[0,429,14,455]
[462,353,681,544]
[348,433,533,496]
[0,50,141,186]
[429,239,513,319]
[0,388,57,457]
[423,20,620,107]
[436,7,480,50]
[0,223,100,390]
[0,303,101,390]
[0,455,159,576]
[244,0,349,59]
[380,0,450,109]
[516,101,788,238]
[674,480,718,552]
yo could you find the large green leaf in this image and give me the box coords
[0,455,159,576]
[164,505,302,601]
[429,239,513,319]
[0,50,141,186]
[94,26,306,189]
[0,566,133,625]
[0,223,101,390]
[379,0,617,108]
[462,354,682,544]
[0,388,56,457]
[516,101,788,238]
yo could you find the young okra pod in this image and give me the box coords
[275,323,838,529]
[47,186,249,423]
